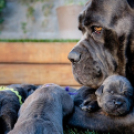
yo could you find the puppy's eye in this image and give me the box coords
[110,91,114,94]
[124,91,133,97]
[93,26,103,34]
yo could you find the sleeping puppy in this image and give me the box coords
[9,84,74,134]
[95,75,134,116]
[0,84,38,134]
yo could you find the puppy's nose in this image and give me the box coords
[68,51,81,63]
[115,101,122,106]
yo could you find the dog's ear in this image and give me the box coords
[78,11,86,34]
[95,85,104,96]
[126,0,134,9]
[21,84,38,96]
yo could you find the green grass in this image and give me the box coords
[0,39,79,42]
[64,126,99,134]
[64,126,110,134]
[64,129,98,134]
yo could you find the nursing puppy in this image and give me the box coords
[95,75,134,116]
[0,84,38,134]
[9,84,74,134]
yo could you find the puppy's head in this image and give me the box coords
[8,84,39,102]
[38,84,74,117]
[95,75,134,116]
[20,84,39,96]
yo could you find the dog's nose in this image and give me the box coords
[68,51,81,63]
[115,101,122,106]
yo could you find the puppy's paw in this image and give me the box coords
[80,100,92,112]
[80,99,98,112]
[80,105,91,112]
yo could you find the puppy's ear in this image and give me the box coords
[27,88,35,95]
[95,85,104,96]
[21,84,38,96]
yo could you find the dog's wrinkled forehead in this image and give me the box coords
[85,0,127,14]
[80,0,130,31]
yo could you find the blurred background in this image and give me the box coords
[0,0,88,88]
[0,0,87,39]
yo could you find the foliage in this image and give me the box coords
[27,6,35,19]
[20,0,44,5]
[64,0,87,6]
[42,3,54,16]
[64,128,98,134]
[20,0,54,5]
[0,0,6,24]
[64,126,110,134]
[0,39,79,42]
[21,22,27,34]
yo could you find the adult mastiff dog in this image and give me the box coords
[68,0,134,89]
[67,0,134,133]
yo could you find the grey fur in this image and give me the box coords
[9,84,74,134]
[95,75,134,115]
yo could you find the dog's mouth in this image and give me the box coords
[71,51,108,88]
[73,72,105,89]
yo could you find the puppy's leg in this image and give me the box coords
[80,98,99,112]
[74,86,99,112]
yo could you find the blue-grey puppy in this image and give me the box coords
[95,75,134,116]
[0,84,38,134]
[9,84,74,134]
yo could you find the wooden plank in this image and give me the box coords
[0,42,76,63]
[0,64,80,86]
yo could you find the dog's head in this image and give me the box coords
[68,0,134,88]
[8,84,39,102]
[95,75,134,116]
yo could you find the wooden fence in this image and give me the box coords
[0,42,80,87]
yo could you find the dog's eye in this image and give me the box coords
[93,26,103,34]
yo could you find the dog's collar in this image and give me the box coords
[0,86,23,105]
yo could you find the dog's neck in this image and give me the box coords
[124,9,134,87]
